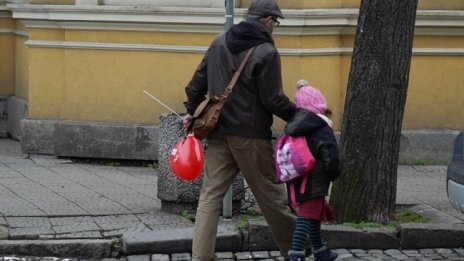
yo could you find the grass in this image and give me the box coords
[180,209,193,221]
[341,208,432,229]
[395,208,432,224]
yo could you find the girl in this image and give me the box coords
[286,80,340,261]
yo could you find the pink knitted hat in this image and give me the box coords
[294,82,328,114]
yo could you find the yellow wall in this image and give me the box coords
[4,2,464,131]
[24,27,464,130]
[26,27,214,123]
[14,21,29,99]
[406,56,464,129]
[0,17,15,96]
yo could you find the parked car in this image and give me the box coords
[447,130,464,214]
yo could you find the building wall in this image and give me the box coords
[0,13,15,96]
[1,0,463,160]
[2,2,464,128]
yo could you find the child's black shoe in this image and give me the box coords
[288,250,306,261]
[313,246,338,261]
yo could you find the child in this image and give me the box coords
[286,80,340,261]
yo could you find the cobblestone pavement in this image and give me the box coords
[1,248,464,260]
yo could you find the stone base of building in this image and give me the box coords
[0,95,28,140]
[19,118,459,164]
[21,118,158,161]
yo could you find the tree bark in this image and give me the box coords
[330,0,418,224]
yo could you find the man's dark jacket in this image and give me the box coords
[184,18,296,139]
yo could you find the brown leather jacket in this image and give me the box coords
[184,22,296,139]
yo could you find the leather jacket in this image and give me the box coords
[184,19,296,139]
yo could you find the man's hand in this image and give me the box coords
[183,113,193,129]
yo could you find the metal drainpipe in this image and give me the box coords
[222,0,234,220]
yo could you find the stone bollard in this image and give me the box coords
[157,113,245,215]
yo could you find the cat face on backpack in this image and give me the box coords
[277,143,298,180]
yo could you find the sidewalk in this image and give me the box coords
[0,137,463,259]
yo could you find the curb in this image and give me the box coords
[0,239,114,258]
[0,223,463,257]
[400,223,464,249]
[120,221,464,256]
[122,223,241,255]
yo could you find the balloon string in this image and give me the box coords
[143,90,184,120]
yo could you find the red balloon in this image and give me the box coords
[170,134,204,180]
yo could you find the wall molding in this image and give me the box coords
[6,4,464,36]
[0,28,28,36]
[25,39,464,56]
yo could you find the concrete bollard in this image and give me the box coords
[157,113,245,215]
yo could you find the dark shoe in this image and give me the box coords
[313,246,338,261]
[288,250,306,261]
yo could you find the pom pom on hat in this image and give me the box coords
[294,83,328,115]
[296,79,309,89]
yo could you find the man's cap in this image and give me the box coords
[248,0,284,19]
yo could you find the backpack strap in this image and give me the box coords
[288,174,308,207]
[289,182,297,207]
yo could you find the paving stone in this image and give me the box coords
[353,252,370,257]
[6,217,51,228]
[384,249,403,256]
[269,251,281,257]
[235,252,252,260]
[136,213,192,226]
[420,249,437,254]
[126,255,150,261]
[251,251,270,259]
[0,225,8,239]
[102,229,127,238]
[49,217,100,234]
[0,217,7,226]
[42,258,59,261]
[216,252,234,259]
[55,231,102,239]
[150,254,169,261]
[170,253,190,261]
[93,215,140,230]
[435,248,454,254]
[337,253,354,259]
[38,235,55,240]
[0,199,46,216]
[8,227,55,239]
[49,216,95,227]
[53,225,100,234]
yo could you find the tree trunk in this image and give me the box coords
[330,0,418,224]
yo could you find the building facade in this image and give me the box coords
[1,0,463,161]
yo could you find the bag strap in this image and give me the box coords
[221,47,256,100]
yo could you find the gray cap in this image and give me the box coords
[248,0,284,19]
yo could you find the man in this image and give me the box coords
[183,0,297,260]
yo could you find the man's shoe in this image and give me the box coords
[313,246,338,261]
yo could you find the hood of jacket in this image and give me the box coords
[284,108,328,136]
[225,17,274,54]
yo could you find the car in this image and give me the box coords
[447,130,464,214]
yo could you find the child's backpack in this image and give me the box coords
[275,134,316,206]
[275,134,316,183]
